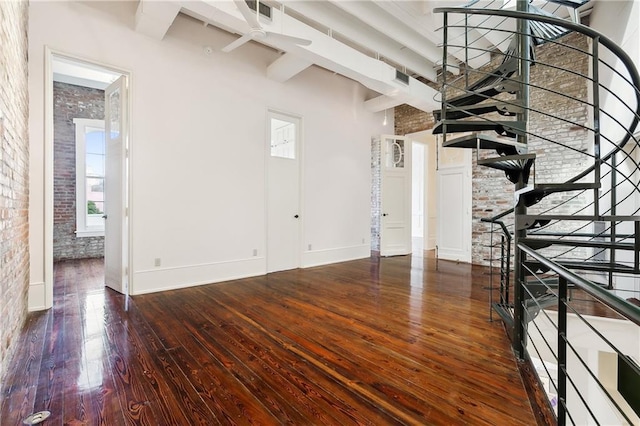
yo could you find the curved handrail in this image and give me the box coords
[482,208,514,223]
[481,216,512,241]
[519,243,640,326]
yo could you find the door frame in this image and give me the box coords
[43,47,132,308]
[265,108,304,273]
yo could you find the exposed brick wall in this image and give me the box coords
[394,33,591,265]
[394,104,435,136]
[472,33,591,264]
[0,0,29,385]
[53,82,105,260]
[370,137,381,251]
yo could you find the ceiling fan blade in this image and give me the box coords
[265,32,312,47]
[233,0,260,29]
[221,33,253,53]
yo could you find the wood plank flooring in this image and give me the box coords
[1,254,537,425]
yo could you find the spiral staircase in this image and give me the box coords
[432,1,640,424]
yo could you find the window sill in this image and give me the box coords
[75,230,105,238]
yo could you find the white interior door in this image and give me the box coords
[380,135,412,256]
[436,145,472,263]
[104,75,128,293]
[267,111,301,273]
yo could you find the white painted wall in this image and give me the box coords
[28,1,385,306]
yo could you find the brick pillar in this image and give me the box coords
[0,0,30,384]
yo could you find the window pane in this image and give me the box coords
[270,118,296,159]
[87,177,104,196]
[86,176,104,220]
[87,200,104,215]
[385,138,405,168]
[85,129,105,154]
[86,153,105,176]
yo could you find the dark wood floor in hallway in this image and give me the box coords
[1,254,536,425]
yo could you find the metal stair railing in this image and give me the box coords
[481,211,514,320]
[519,244,640,425]
[435,3,640,297]
[435,3,640,423]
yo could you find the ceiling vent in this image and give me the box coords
[246,1,272,20]
[395,69,410,85]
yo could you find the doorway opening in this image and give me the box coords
[47,52,130,307]
[409,131,437,255]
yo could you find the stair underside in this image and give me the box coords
[433,120,525,138]
[544,0,591,8]
[443,132,527,155]
[525,293,557,310]
[433,101,523,121]
[524,278,560,298]
[478,153,536,171]
[525,260,636,274]
[520,237,636,251]
[516,182,600,207]
[480,153,536,184]
[446,79,521,108]
[517,215,640,232]
[492,303,514,333]
[526,219,551,230]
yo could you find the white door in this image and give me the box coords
[104,76,129,293]
[267,111,301,273]
[380,135,412,256]
[436,144,472,263]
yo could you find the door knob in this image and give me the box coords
[382,213,388,217]
[294,214,299,218]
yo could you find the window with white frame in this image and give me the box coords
[74,118,106,237]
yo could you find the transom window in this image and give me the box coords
[270,118,296,159]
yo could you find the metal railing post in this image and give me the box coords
[558,276,568,426]
[442,12,448,141]
[610,154,617,289]
[500,234,505,305]
[513,0,531,359]
[592,38,601,217]
[489,223,496,321]
[465,12,469,89]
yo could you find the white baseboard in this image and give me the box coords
[302,244,370,268]
[28,282,47,311]
[132,257,267,295]
[437,248,471,264]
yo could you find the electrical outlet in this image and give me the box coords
[362,237,365,244]
[253,249,258,256]
[154,258,161,267]
[308,244,312,251]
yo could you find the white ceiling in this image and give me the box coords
[133,0,592,114]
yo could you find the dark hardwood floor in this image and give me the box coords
[1,254,536,425]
